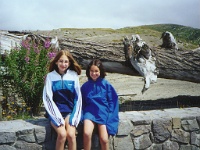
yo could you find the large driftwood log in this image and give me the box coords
[0,31,60,54]
[1,31,199,83]
[59,38,200,83]
[154,47,200,82]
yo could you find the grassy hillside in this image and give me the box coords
[117,24,200,49]
[58,24,200,49]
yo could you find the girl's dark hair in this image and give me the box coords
[49,50,81,75]
[86,59,106,79]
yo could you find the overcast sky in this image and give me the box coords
[0,0,199,31]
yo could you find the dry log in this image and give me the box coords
[59,38,200,83]
[154,47,200,83]
[1,30,199,83]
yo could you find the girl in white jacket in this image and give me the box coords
[43,50,82,150]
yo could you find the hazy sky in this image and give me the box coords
[0,0,199,31]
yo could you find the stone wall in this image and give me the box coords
[0,107,200,150]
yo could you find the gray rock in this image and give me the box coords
[133,133,152,149]
[16,129,36,143]
[181,119,199,132]
[117,119,133,136]
[191,132,200,147]
[179,145,200,150]
[0,145,16,150]
[114,135,134,150]
[162,140,179,150]
[14,141,42,150]
[146,143,162,150]
[152,119,172,143]
[34,127,47,144]
[131,125,151,137]
[171,129,190,144]
[0,132,16,144]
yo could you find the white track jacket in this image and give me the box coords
[43,70,82,127]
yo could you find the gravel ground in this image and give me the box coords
[79,70,200,102]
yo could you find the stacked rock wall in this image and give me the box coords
[0,107,200,150]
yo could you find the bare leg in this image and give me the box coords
[98,124,109,150]
[65,115,77,150]
[83,119,95,150]
[51,122,66,150]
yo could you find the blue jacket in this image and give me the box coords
[43,70,82,127]
[81,77,119,135]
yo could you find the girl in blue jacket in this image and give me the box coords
[43,50,82,150]
[81,59,119,150]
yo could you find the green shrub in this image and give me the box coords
[2,38,56,117]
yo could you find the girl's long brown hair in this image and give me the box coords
[49,50,81,75]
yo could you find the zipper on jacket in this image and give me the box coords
[61,74,64,89]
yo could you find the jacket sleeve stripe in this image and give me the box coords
[69,78,82,127]
[43,75,65,126]
[45,93,62,124]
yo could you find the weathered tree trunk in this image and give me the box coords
[1,30,199,83]
[154,48,200,83]
[59,38,200,83]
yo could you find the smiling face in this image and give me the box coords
[56,54,70,74]
[89,65,100,81]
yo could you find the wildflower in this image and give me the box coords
[21,40,26,48]
[3,32,54,117]
[21,40,30,49]
[6,115,12,119]
[25,56,30,63]
[33,42,40,51]
[48,52,56,59]
[22,102,26,107]
[2,110,6,115]
[34,46,40,54]
[44,38,51,49]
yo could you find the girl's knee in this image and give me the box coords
[57,132,67,142]
[84,131,93,139]
[67,130,76,142]
[68,132,76,139]
[100,137,109,145]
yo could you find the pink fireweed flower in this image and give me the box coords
[25,56,30,63]
[21,40,30,50]
[34,47,40,54]
[47,52,56,60]
[44,38,51,49]
[33,43,40,53]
